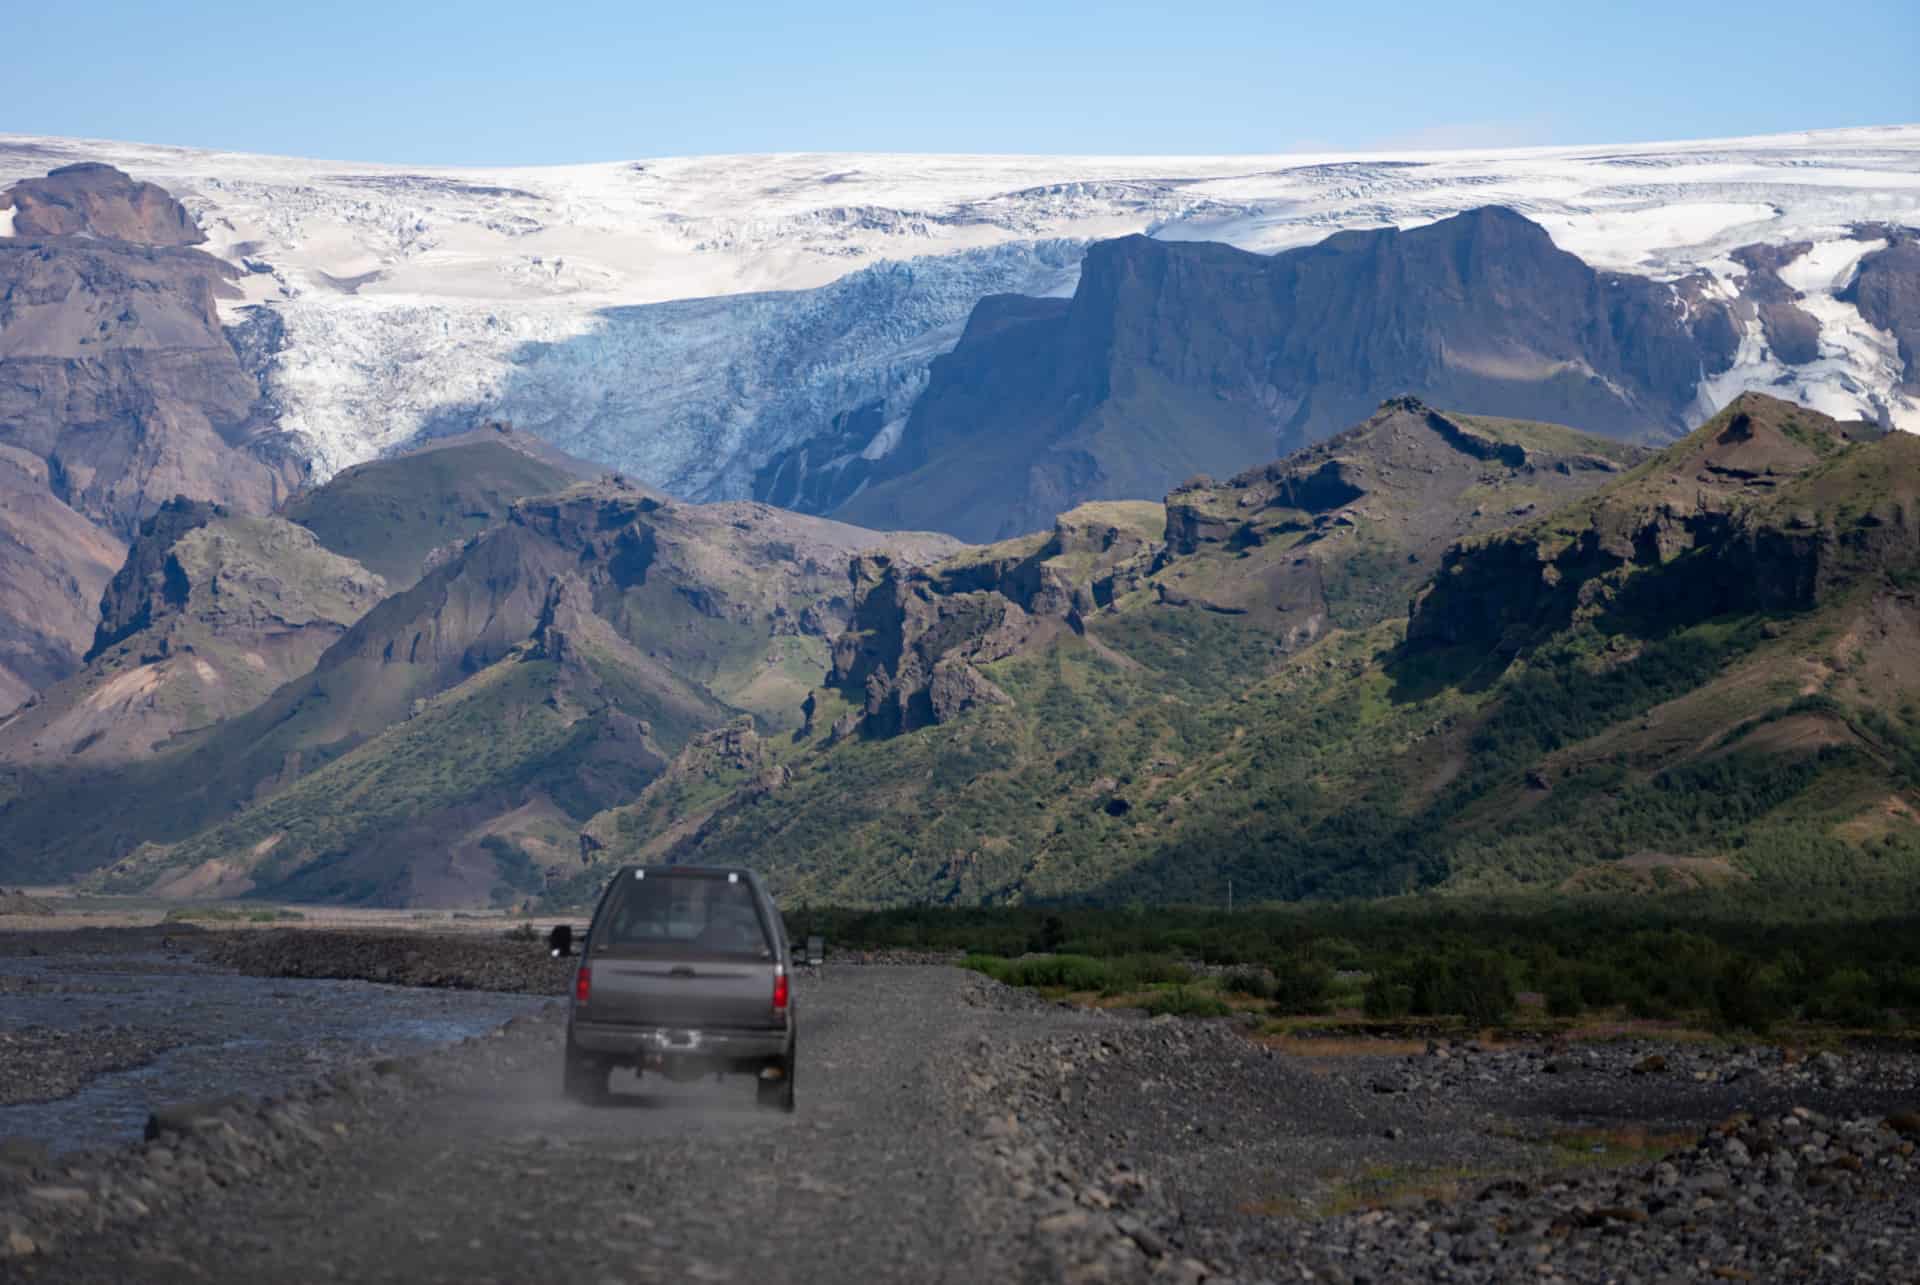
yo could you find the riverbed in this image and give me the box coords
[0,944,543,1153]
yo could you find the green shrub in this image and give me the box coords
[1363,975,1413,1019]
[963,953,1106,991]
[1269,955,1336,1015]
[1223,969,1274,1000]
[1402,951,1514,1025]
[1711,958,1788,1033]
[1543,969,1586,1019]
[1104,954,1193,990]
[1141,986,1231,1018]
[1804,967,1882,1028]
[1576,962,1627,1009]
[1453,952,1517,1026]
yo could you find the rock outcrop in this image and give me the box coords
[1842,227,1920,392]
[0,163,206,245]
[828,502,1162,737]
[1151,397,1646,633]
[0,446,125,713]
[0,166,307,537]
[0,163,312,711]
[0,500,387,762]
[1406,394,1894,653]
[833,208,1741,541]
[830,400,1649,739]
[1730,242,1823,367]
[0,162,206,246]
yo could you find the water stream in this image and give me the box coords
[0,951,543,1153]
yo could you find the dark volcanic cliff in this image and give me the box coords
[0,163,309,711]
[1406,394,1895,654]
[829,399,1643,741]
[0,447,126,712]
[828,208,1741,541]
[0,198,306,535]
[1843,228,1920,392]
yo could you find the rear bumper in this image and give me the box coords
[569,1019,790,1067]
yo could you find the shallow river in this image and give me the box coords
[0,950,543,1153]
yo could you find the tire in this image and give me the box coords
[756,1051,796,1112]
[562,1043,607,1105]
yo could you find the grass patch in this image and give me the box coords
[1313,1164,1495,1216]
[1139,986,1233,1018]
[161,906,306,924]
[1549,1125,1696,1169]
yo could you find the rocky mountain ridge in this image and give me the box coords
[822,398,1647,743]
[0,444,958,901]
[3,128,1912,511]
[1406,393,1892,653]
[577,393,1920,908]
[827,208,1743,539]
[0,499,387,764]
[0,163,311,713]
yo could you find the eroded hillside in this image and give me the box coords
[579,395,1920,907]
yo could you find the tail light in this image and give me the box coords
[772,969,789,1012]
[574,965,591,1005]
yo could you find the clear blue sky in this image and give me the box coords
[6,0,1915,163]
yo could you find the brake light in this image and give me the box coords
[772,970,789,1011]
[574,965,591,1004]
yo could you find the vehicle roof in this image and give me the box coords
[615,863,764,882]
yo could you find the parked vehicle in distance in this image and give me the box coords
[551,865,797,1110]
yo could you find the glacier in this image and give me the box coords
[1,126,1916,502]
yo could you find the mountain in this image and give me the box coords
[0,446,125,712]
[0,161,206,245]
[92,572,727,904]
[0,455,959,901]
[2,128,1911,513]
[821,399,1644,743]
[0,162,310,711]
[570,394,1920,908]
[281,425,600,588]
[0,499,387,764]
[829,210,1733,539]
[0,163,306,536]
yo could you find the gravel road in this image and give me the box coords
[4,955,1919,1283]
[5,967,1052,1284]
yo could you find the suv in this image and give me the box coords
[553,865,797,1110]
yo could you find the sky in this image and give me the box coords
[5,0,1916,164]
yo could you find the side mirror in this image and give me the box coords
[548,924,573,958]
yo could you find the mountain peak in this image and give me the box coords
[0,162,206,246]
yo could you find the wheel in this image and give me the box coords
[756,1051,796,1112]
[563,1043,608,1105]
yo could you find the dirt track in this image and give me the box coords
[4,951,1919,1283]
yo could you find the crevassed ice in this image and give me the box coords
[2,125,1916,496]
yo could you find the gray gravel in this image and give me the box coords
[1,967,1048,1283]
[0,1027,188,1107]
[197,928,576,994]
[3,956,1919,1283]
[963,1003,1920,1283]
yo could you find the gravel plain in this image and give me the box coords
[1,931,1917,1283]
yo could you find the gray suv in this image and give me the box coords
[552,865,797,1110]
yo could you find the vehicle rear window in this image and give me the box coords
[595,871,772,959]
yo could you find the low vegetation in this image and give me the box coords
[161,906,306,924]
[630,395,1920,912]
[808,897,1920,1034]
